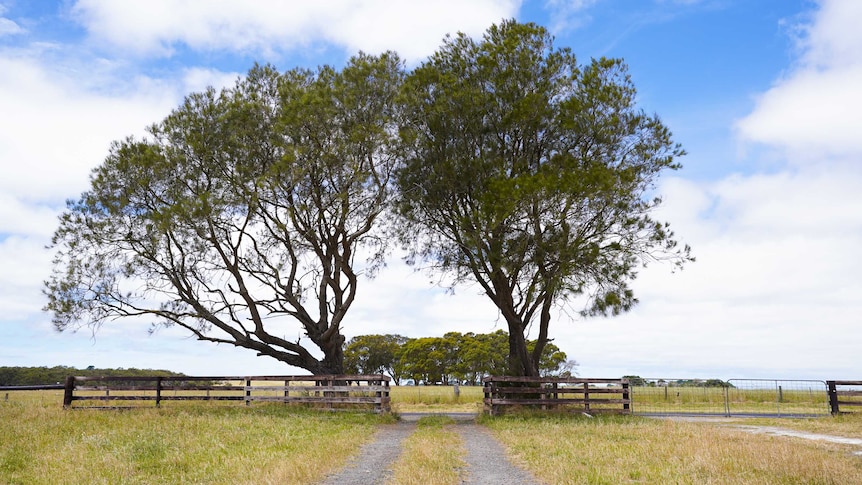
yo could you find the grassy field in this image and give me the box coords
[5,387,862,484]
[631,384,831,416]
[0,392,392,484]
[389,385,484,413]
[732,413,862,440]
[482,413,862,484]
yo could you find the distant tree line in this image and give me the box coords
[0,366,184,386]
[344,331,578,385]
[624,376,732,388]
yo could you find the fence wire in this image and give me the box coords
[630,378,829,417]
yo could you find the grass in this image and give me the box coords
[389,385,484,413]
[389,415,465,485]
[732,412,862,440]
[481,413,862,484]
[0,392,393,484]
[631,385,830,416]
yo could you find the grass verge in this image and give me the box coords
[481,412,862,484]
[388,415,465,485]
[730,412,862,439]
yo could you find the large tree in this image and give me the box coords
[395,21,691,376]
[44,53,404,374]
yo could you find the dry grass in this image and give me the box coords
[0,394,392,484]
[734,412,862,440]
[388,416,465,485]
[482,413,862,484]
[389,385,483,413]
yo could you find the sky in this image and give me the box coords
[1,0,860,381]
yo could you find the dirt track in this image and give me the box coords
[318,414,541,484]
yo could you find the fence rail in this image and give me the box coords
[63,375,391,412]
[827,380,862,414]
[482,376,630,416]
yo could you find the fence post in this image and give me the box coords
[245,379,252,406]
[583,382,590,413]
[155,377,162,408]
[622,380,630,414]
[827,381,839,415]
[63,376,75,408]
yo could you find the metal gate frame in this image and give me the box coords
[630,378,830,417]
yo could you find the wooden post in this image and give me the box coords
[63,376,75,409]
[827,381,840,415]
[583,382,590,413]
[622,381,631,413]
[155,377,162,408]
[245,378,252,406]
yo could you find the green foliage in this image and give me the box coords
[44,53,405,374]
[395,20,691,376]
[343,334,408,383]
[345,330,574,385]
[0,366,183,386]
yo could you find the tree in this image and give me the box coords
[395,20,691,376]
[343,334,408,384]
[44,53,404,374]
[398,337,447,385]
[531,341,568,376]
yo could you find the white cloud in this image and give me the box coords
[71,0,522,63]
[182,67,242,95]
[0,54,180,202]
[736,0,862,159]
[0,17,23,36]
[543,0,598,34]
[555,163,862,379]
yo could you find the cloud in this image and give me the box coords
[0,53,180,202]
[0,17,23,36]
[70,0,522,63]
[542,0,598,34]
[0,3,24,36]
[736,0,862,159]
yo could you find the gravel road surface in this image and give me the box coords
[456,423,542,484]
[317,414,542,484]
[318,422,416,485]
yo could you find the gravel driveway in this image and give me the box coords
[317,414,542,484]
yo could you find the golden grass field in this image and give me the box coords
[0,391,392,484]
[4,387,862,484]
[481,413,862,484]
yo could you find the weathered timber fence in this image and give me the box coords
[62,375,390,412]
[827,380,862,414]
[483,376,630,416]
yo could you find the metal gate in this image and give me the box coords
[630,378,829,417]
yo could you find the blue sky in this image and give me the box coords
[1,0,860,380]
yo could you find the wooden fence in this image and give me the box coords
[483,376,630,416]
[827,380,862,414]
[62,375,391,412]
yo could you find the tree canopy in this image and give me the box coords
[343,331,572,385]
[395,20,691,376]
[44,53,404,374]
[45,20,689,378]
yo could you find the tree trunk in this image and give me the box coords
[506,320,538,377]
